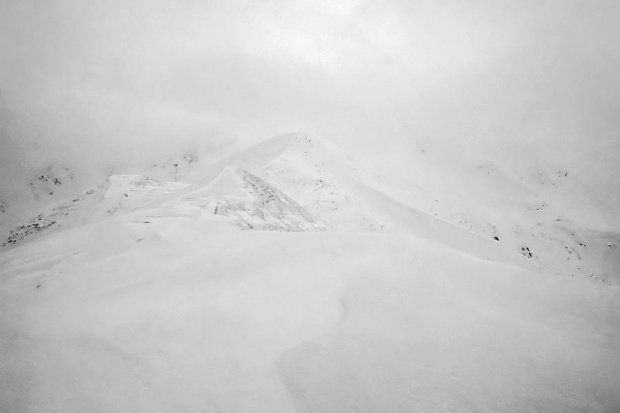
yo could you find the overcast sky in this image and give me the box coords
[1,0,619,178]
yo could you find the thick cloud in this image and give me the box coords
[1,0,618,183]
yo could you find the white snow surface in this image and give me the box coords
[1,132,619,412]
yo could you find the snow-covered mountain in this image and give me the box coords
[5,131,615,283]
[1,132,618,412]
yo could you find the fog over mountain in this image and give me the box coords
[1,1,619,412]
[2,1,619,176]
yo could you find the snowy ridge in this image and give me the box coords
[2,175,187,247]
[180,166,327,231]
[1,131,617,282]
[258,134,385,232]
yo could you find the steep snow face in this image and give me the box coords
[180,166,327,231]
[258,134,384,232]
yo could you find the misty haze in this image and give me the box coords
[1,1,619,412]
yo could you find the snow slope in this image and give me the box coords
[363,138,620,285]
[1,215,618,412]
[1,132,619,412]
[187,132,538,270]
[2,175,188,247]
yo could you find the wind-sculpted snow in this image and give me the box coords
[1,224,618,412]
[277,243,620,412]
[181,167,327,231]
[258,136,384,232]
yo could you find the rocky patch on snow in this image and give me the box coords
[2,214,58,247]
[151,151,197,181]
[1,186,101,248]
[28,164,75,198]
